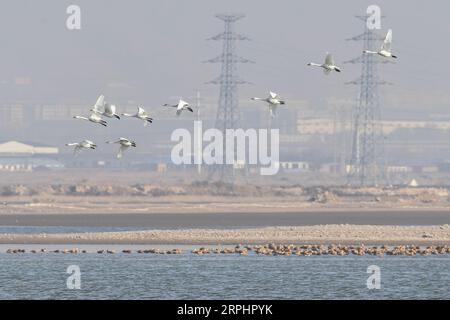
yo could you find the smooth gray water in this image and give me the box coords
[0,226,144,234]
[1,211,450,228]
[0,253,448,299]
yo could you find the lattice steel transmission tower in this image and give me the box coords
[205,14,252,181]
[345,15,390,186]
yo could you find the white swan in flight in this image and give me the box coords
[66,140,97,155]
[72,96,108,126]
[251,91,285,117]
[307,53,341,75]
[106,137,136,158]
[121,107,153,126]
[90,95,120,119]
[73,112,107,127]
[363,29,398,59]
[163,99,193,116]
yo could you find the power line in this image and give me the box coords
[345,15,389,186]
[204,14,252,182]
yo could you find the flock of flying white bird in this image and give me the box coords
[67,29,397,158]
[251,29,397,117]
[67,96,193,158]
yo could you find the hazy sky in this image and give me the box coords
[1,0,450,115]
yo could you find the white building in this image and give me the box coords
[0,141,60,172]
[0,141,58,156]
[280,161,310,172]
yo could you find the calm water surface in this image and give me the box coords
[0,226,143,234]
[0,253,448,299]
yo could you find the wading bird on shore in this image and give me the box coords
[363,29,398,59]
[121,107,153,125]
[106,137,136,159]
[65,140,97,155]
[307,53,341,74]
[251,91,285,117]
[163,99,193,116]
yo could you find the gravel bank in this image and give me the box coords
[1,224,449,245]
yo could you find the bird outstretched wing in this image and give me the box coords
[382,29,392,52]
[117,145,128,159]
[137,107,147,116]
[93,95,105,112]
[73,145,82,156]
[325,53,334,66]
[269,105,277,117]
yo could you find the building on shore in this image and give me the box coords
[0,141,62,172]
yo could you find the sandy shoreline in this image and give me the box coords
[2,197,450,215]
[2,184,450,214]
[1,225,449,245]
[2,199,450,214]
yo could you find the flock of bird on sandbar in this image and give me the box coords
[67,29,397,158]
[6,243,450,257]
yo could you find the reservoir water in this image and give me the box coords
[0,252,448,299]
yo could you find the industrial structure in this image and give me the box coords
[0,141,61,172]
[345,14,391,186]
[205,14,252,181]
